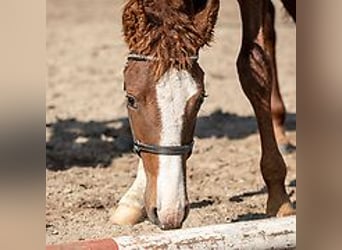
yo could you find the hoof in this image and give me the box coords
[267,201,296,217]
[276,202,296,217]
[278,143,296,155]
[110,205,146,226]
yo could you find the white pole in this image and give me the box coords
[114,216,296,249]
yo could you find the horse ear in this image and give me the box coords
[122,0,147,46]
[193,0,220,46]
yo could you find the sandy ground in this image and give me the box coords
[46,0,296,245]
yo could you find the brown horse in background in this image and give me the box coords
[111,0,296,230]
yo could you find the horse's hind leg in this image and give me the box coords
[236,0,295,216]
[110,159,146,225]
[267,1,296,154]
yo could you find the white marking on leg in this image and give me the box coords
[155,69,198,215]
[118,159,146,208]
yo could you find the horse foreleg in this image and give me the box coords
[267,1,296,154]
[110,159,146,225]
[237,0,295,216]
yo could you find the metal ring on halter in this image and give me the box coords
[133,140,194,157]
[127,53,199,62]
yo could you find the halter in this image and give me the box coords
[133,140,194,156]
[127,53,199,62]
[126,52,197,157]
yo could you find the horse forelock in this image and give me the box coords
[122,0,211,80]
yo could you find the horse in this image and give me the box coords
[111,0,296,230]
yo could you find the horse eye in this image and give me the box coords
[199,93,208,105]
[126,95,138,109]
[201,93,208,99]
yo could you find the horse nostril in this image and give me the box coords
[183,203,190,223]
[149,207,160,225]
[152,207,158,218]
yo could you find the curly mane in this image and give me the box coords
[122,0,219,79]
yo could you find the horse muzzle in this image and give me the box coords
[147,201,190,230]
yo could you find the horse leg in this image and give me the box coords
[110,159,146,225]
[236,0,294,216]
[267,1,296,154]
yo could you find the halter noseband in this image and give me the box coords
[133,140,194,157]
[126,52,197,157]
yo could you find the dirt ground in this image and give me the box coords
[46,0,296,245]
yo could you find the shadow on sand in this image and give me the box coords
[229,179,296,222]
[46,110,296,171]
[46,117,133,171]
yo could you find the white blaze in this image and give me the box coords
[156,69,198,214]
